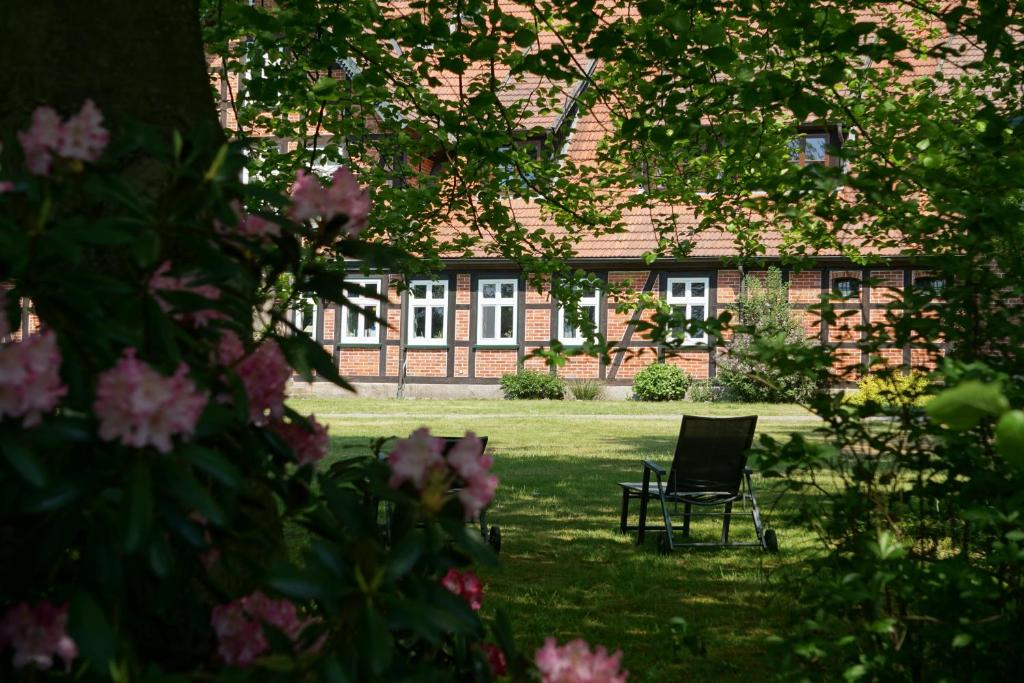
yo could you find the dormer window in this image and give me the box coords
[832,277,861,299]
[788,134,829,167]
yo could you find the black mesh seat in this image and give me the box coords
[617,415,777,552]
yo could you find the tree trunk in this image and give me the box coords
[0,1,218,147]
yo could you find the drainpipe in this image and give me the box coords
[737,264,747,326]
[397,278,408,399]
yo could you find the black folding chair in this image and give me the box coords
[617,415,777,553]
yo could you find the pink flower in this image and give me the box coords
[0,329,67,427]
[270,416,329,466]
[217,200,281,241]
[235,340,291,425]
[149,261,225,327]
[0,181,15,194]
[481,643,507,677]
[323,167,370,233]
[289,170,324,223]
[535,638,628,683]
[387,427,445,490]
[441,568,484,611]
[94,348,207,454]
[448,433,498,520]
[210,592,319,667]
[17,106,62,176]
[214,330,246,367]
[57,99,109,162]
[288,167,369,235]
[0,601,78,671]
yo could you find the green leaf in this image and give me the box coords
[952,633,972,648]
[69,593,116,674]
[513,27,537,47]
[358,606,393,676]
[123,461,154,553]
[2,440,47,487]
[162,469,226,526]
[926,380,1009,430]
[181,445,242,489]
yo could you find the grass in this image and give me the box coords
[294,398,823,681]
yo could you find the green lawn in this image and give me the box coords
[292,398,823,681]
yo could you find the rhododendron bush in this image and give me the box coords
[0,103,632,682]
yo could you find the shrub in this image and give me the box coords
[633,363,691,401]
[500,369,566,399]
[568,379,604,400]
[685,379,721,403]
[844,370,931,408]
[717,268,820,403]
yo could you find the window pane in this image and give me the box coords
[430,307,445,338]
[671,281,686,297]
[582,305,596,326]
[413,307,426,337]
[562,313,577,339]
[412,284,426,299]
[582,285,596,298]
[805,137,827,162]
[787,138,801,161]
[671,305,686,335]
[500,306,514,338]
[690,305,705,322]
[431,284,445,299]
[500,283,515,298]
[368,282,380,295]
[346,309,360,337]
[690,281,705,298]
[364,319,377,338]
[483,306,495,338]
[483,283,496,298]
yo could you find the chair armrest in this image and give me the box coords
[642,460,666,476]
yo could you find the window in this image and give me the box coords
[408,280,448,345]
[666,277,710,345]
[340,279,381,343]
[293,298,318,340]
[788,134,829,167]
[833,277,861,299]
[477,279,518,344]
[914,276,946,296]
[558,285,600,345]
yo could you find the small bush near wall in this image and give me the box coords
[844,371,931,408]
[686,379,722,403]
[633,363,691,401]
[568,379,604,401]
[500,369,566,399]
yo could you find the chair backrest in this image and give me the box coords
[439,436,489,457]
[665,415,757,495]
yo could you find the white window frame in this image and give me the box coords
[666,277,710,345]
[293,298,319,341]
[340,278,381,344]
[407,279,448,345]
[476,278,519,345]
[557,286,601,345]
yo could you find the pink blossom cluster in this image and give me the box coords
[447,433,499,520]
[210,592,319,667]
[270,415,329,466]
[535,638,628,683]
[289,168,370,234]
[387,428,498,520]
[441,568,485,611]
[94,348,207,454]
[149,261,226,327]
[0,329,67,427]
[481,643,507,678]
[18,100,109,175]
[234,340,291,425]
[0,601,78,671]
[216,200,281,242]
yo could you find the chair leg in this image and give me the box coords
[720,501,733,543]
[682,502,692,538]
[620,490,630,534]
[637,493,649,545]
[657,494,675,552]
[746,472,766,549]
[479,509,488,539]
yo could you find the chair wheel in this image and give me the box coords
[763,529,779,553]
[488,526,501,554]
